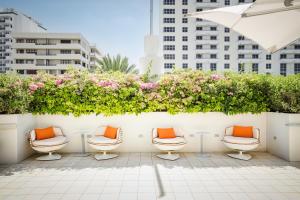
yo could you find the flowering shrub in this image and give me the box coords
[0,73,32,114]
[0,69,299,115]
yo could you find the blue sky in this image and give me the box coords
[1,0,160,67]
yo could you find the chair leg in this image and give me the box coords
[36,152,62,161]
[227,151,252,161]
[156,151,180,161]
[94,151,118,160]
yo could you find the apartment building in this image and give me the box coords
[90,44,102,71]
[0,8,46,72]
[11,32,102,75]
[160,0,300,75]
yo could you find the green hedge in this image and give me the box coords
[0,69,299,116]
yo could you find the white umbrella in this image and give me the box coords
[185,0,300,53]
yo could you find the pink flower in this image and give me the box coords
[55,79,63,86]
[140,82,158,90]
[210,74,221,81]
[97,80,119,90]
[29,83,38,91]
[36,82,44,88]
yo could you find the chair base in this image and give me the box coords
[95,153,118,160]
[36,153,61,161]
[227,152,252,161]
[156,153,180,161]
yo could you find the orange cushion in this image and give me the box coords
[157,128,176,139]
[35,127,55,140]
[232,126,253,138]
[104,126,118,139]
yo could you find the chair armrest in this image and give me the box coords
[253,128,260,142]
[27,130,36,143]
[223,126,233,140]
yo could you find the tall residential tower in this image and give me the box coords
[0,8,46,72]
[160,0,300,75]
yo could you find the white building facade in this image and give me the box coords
[0,8,46,72]
[11,32,101,75]
[160,0,300,75]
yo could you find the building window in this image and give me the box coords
[224,45,229,51]
[210,45,217,49]
[238,36,245,40]
[196,54,202,59]
[238,54,244,59]
[61,60,71,64]
[238,63,244,72]
[163,36,175,41]
[196,8,203,12]
[196,45,202,49]
[280,54,287,59]
[294,54,300,59]
[224,54,230,60]
[61,40,71,44]
[239,0,245,3]
[252,63,258,73]
[182,27,188,32]
[210,26,217,31]
[252,45,259,50]
[196,0,203,2]
[164,54,175,60]
[182,36,188,41]
[196,26,202,31]
[164,63,175,69]
[196,36,202,40]
[163,9,175,14]
[182,0,188,5]
[163,45,175,50]
[163,27,175,32]
[210,63,217,71]
[238,45,244,50]
[225,0,230,5]
[182,9,188,14]
[266,54,271,60]
[280,63,287,76]
[252,54,259,59]
[210,54,217,59]
[295,63,300,74]
[163,18,175,23]
[182,63,188,68]
[163,0,175,5]
[182,54,188,60]
[196,18,202,22]
[196,63,202,70]
[211,0,217,2]
[210,36,217,40]
[295,44,300,49]
[266,63,272,69]
[61,50,71,54]
[224,28,230,33]
[182,18,188,23]
[224,36,230,42]
[182,45,188,50]
[224,63,230,69]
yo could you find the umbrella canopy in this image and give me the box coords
[186,0,300,53]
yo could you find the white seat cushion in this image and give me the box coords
[153,137,186,145]
[32,136,68,147]
[88,136,118,145]
[223,136,258,145]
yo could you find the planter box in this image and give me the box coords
[267,112,300,161]
[35,112,267,153]
[0,114,35,164]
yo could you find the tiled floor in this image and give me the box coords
[0,152,300,200]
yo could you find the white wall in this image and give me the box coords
[0,114,35,164]
[35,112,267,153]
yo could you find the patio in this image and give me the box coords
[0,152,300,200]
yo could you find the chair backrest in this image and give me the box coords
[224,126,260,139]
[94,126,122,142]
[29,127,64,141]
[152,128,184,139]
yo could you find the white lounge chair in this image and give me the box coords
[222,126,260,160]
[29,127,69,161]
[87,126,122,160]
[152,128,186,161]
